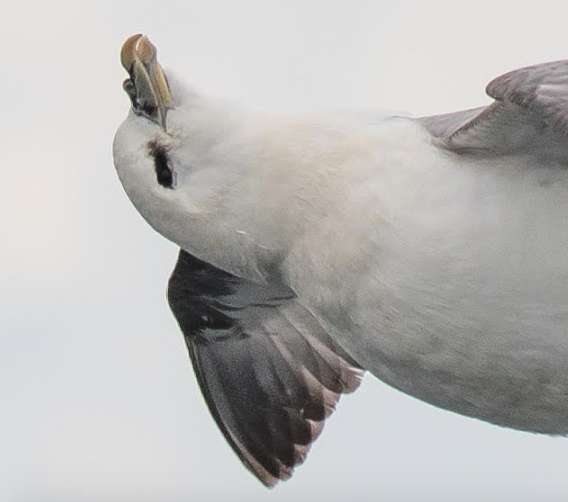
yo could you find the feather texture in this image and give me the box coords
[167,250,363,486]
[419,60,568,162]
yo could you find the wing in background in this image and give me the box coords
[419,60,568,162]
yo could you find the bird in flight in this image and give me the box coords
[114,34,568,486]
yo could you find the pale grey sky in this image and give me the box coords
[3,1,568,500]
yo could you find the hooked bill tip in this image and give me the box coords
[120,33,143,72]
[120,34,157,72]
[135,36,157,65]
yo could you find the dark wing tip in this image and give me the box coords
[167,249,365,487]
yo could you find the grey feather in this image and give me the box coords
[419,60,568,161]
[167,250,364,487]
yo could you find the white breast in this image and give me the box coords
[281,119,568,434]
[116,95,568,434]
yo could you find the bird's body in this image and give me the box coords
[116,102,568,434]
[114,35,568,485]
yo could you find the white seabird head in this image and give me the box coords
[114,34,185,244]
[113,34,275,280]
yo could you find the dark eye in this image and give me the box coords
[148,141,174,189]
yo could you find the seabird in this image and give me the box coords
[113,34,568,486]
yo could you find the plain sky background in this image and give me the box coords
[3,1,568,501]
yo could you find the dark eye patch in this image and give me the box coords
[148,141,174,189]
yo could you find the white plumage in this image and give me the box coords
[114,35,568,485]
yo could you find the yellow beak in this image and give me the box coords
[120,34,172,130]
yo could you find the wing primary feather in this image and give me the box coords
[167,249,365,486]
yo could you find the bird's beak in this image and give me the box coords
[120,34,173,130]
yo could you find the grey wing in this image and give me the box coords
[418,60,568,161]
[167,250,364,487]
